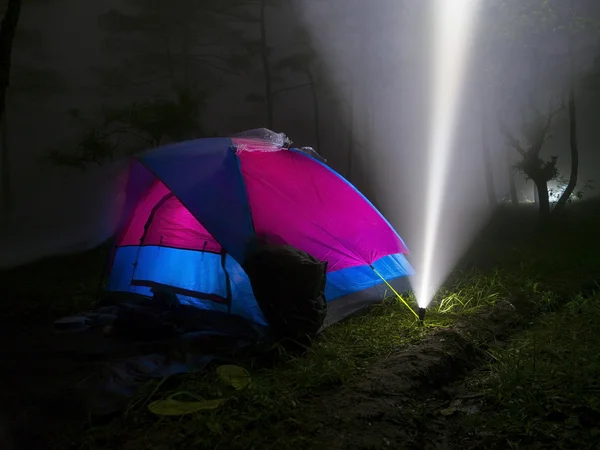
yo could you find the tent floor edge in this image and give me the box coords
[322,276,412,329]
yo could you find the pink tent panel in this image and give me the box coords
[118,179,221,253]
[238,150,407,272]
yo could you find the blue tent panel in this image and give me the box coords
[223,254,267,325]
[107,246,267,325]
[137,138,255,263]
[325,253,414,301]
[108,247,412,328]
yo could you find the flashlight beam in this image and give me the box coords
[417,0,480,308]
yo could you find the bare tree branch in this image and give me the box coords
[272,82,312,96]
[544,96,564,124]
[498,110,527,156]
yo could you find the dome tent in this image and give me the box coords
[105,129,414,337]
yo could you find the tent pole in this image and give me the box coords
[221,249,233,313]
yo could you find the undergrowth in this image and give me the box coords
[459,290,600,449]
[73,269,537,450]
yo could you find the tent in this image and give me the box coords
[105,129,414,336]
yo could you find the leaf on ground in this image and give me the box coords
[217,365,251,390]
[148,397,227,416]
[440,407,457,416]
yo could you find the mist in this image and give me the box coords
[1,0,599,283]
[294,0,600,298]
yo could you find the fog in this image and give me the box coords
[297,0,600,298]
[1,0,599,283]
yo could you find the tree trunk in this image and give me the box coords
[481,113,496,207]
[509,176,518,206]
[0,0,20,126]
[259,0,273,129]
[1,112,9,210]
[306,71,321,152]
[535,178,550,219]
[553,0,579,212]
[553,90,579,212]
[181,25,190,90]
[346,74,354,180]
[0,0,21,210]
[478,72,496,207]
[506,148,518,206]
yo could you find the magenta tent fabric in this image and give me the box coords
[238,150,407,272]
[118,179,221,253]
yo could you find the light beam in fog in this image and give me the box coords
[415,0,480,308]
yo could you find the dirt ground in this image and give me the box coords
[283,302,530,450]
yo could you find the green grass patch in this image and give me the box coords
[460,290,600,449]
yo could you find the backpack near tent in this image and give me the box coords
[104,129,414,340]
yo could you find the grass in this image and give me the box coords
[75,276,506,450]
[418,200,600,449]
[75,250,584,449]
[455,291,600,449]
[3,199,600,449]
